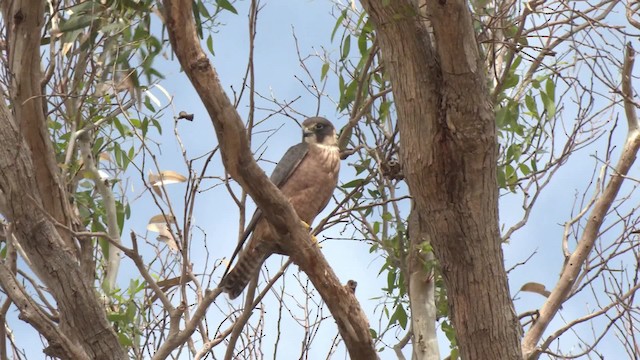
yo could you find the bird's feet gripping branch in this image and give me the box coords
[220,117,341,299]
[300,220,321,247]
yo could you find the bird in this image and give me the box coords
[220,117,341,299]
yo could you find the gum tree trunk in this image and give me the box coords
[360,1,522,359]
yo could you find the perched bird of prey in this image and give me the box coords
[221,117,341,299]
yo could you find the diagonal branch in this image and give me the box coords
[0,4,125,357]
[0,262,88,360]
[521,43,640,359]
[161,3,376,358]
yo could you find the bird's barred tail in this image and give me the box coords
[221,251,266,299]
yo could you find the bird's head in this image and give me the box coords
[301,117,338,147]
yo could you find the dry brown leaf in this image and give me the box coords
[146,214,176,232]
[520,282,551,298]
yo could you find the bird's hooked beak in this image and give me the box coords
[302,127,314,138]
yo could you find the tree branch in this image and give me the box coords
[361,0,522,358]
[161,3,376,358]
[0,93,127,359]
[622,43,638,133]
[521,44,640,359]
[78,133,122,292]
[0,262,89,360]
[1,0,76,252]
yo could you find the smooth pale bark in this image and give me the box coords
[361,1,522,359]
[161,2,377,358]
[408,210,440,360]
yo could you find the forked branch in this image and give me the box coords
[161,2,376,358]
[521,42,640,360]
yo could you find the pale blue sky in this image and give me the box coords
[7,1,639,359]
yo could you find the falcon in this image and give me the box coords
[221,117,341,299]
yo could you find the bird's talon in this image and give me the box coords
[300,220,311,230]
[301,221,321,248]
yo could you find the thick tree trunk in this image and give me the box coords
[361,1,522,359]
[1,0,76,251]
[0,98,127,359]
[0,1,126,358]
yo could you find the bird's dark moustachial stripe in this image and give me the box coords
[220,117,340,299]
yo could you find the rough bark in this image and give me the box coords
[1,0,76,252]
[0,98,127,359]
[161,2,377,358]
[360,1,522,359]
[0,1,126,358]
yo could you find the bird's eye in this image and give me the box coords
[314,123,325,130]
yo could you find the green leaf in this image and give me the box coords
[495,105,508,128]
[341,35,351,61]
[206,35,215,55]
[389,305,408,329]
[545,78,555,103]
[143,97,156,112]
[540,91,556,118]
[369,328,377,338]
[197,0,211,18]
[524,94,539,118]
[59,14,96,33]
[113,142,123,168]
[339,79,358,110]
[511,55,522,70]
[497,166,506,188]
[342,178,365,188]
[331,9,348,41]
[141,117,149,137]
[379,100,391,120]
[116,201,126,234]
[320,62,330,80]
[113,118,126,137]
[107,313,127,322]
[152,119,163,135]
[125,302,137,322]
[130,118,141,128]
[502,73,520,90]
[505,164,515,180]
[118,333,133,347]
[216,0,238,14]
[358,31,369,56]
[386,271,396,292]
